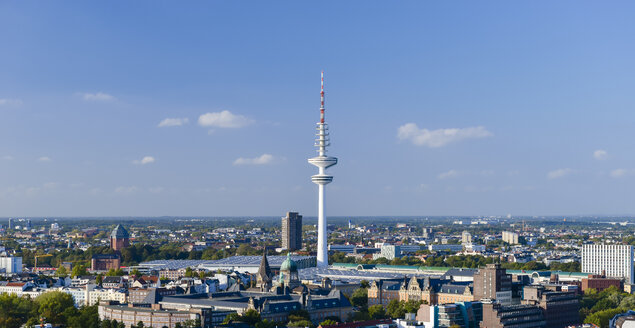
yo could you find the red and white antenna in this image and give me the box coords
[320,71,325,124]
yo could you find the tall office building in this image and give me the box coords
[282,212,303,251]
[474,263,512,304]
[582,244,634,284]
[7,218,13,230]
[308,72,338,268]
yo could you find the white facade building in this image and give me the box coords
[0,256,22,273]
[582,244,634,284]
[88,288,127,306]
[461,231,472,245]
[373,245,401,260]
[502,231,519,244]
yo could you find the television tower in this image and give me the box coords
[308,71,338,268]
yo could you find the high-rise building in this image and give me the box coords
[308,72,337,268]
[7,218,13,230]
[281,212,303,251]
[0,256,22,273]
[462,231,472,244]
[502,231,519,244]
[582,244,634,284]
[110,225,130,251]
[25,219,32,230]
[474,264,512,304]
[423,228,434,239]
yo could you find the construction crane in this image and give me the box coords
[34,254,53,268]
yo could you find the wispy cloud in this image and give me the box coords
[397,123,492,147]
[547,168,574,179]
[438,169,460,179]
[158,117,189,127]
[80,92,115,101]
[233,154,275,166]
[0,98,22,106]
[198,110,253,128]
[2,155,14,160]
[115,186,138,193]
[37,156,51,162]
[610,168,635,178]
[133,156,155,165]
[593,150,608,160]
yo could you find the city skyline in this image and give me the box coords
[3,2,635,216]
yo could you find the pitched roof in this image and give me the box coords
[111,225,129,239]
[257,251,272,282]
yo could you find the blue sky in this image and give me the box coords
[1,1,635,217]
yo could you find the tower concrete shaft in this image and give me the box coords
[308,71,337,268]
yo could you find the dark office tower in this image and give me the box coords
[8,218,13,230]
[282,212,303,251]
[474,263,513,304]
[25,219,32,230]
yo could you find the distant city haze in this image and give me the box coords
[1,2,635,216]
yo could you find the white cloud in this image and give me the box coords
[233,154,275,166]
[0,98,22,106]
[37,156,51,162]
[547,168,574,179]
[148,187,165,193]
[115,186,138,193]
[593,150,608,160]
[438,169,460,179]
[158,117,189,127]
[609,168,635,178]
[198,110,253,128]
[133,156,155,165]
[397,123,492,147]
[80,92,115,101]
[2,155,14,160]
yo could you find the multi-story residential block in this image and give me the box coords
[281,212,303,251]
[582,244,634,284]
[89,288,127,306]
[0,256,22,273]
[502,232,519,245]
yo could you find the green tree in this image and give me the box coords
[242,309,262,326]
[320,319,338,326]
[360,280,370,288]
[56,265,68,277]
[35,291,77,325]
[288,309,311,322]
[131,269,142,277]
[255,319,278,328]
[67,305,100,328]
[585,308,625,328]
[71,264,88,277]
[351,288,368,308]
[0,293,35,328]
[288,320,314,328]
[368,304,387,319]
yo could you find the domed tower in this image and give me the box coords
[279,253,300,289]
[110,225,130,251]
